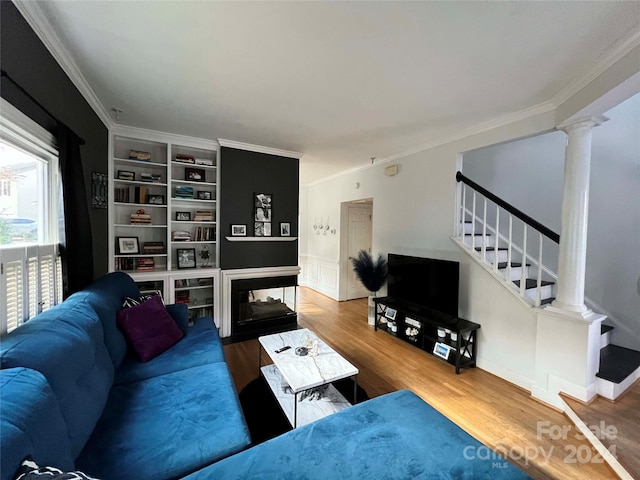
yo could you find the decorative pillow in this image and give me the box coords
[14,457,99,480]
[122,290,163,308]
[116,295,184,362]
[165,303,189,334]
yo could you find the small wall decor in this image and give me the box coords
[280,222,291,237]
[231,224,247,236]
[177,248,197,269]
[91,172,108,208]
[197,191,212,200]
[254,193,272,236]
[198,245,211,267]
[176,211,191,221]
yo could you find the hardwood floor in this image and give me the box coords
[563,383,640,479]
[223,287,617,480]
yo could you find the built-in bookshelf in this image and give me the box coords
[109,129,220,318]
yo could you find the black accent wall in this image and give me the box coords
[1,1,109,277]
[220,147,299,269]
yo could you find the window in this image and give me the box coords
[0,100,63,335]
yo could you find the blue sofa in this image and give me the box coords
[1,271,529,480]
[0,272,250,480]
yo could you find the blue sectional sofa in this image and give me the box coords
[0,272,250,480]
[1,271,529,480]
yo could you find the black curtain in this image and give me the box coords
[57,123,93,297]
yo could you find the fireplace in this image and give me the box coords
[228,274,298,341]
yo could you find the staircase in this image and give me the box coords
[454,171,640,401]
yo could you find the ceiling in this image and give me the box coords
[29,1,640,184]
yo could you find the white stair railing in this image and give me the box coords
[454,172,560,308]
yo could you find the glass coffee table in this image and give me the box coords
[258,328,359,428]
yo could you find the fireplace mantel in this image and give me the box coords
[221,266,301,338]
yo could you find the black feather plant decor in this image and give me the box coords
[351,250,388,295]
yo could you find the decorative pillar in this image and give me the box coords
[552,115,608,314]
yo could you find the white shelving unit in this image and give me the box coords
[108,128,221,322]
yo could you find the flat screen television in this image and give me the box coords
[387,254,459,317]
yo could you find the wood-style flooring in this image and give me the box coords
[563,384,640,479]
[223,287,618,480]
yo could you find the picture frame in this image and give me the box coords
[254,222,271,237]
[185,167,205,182]
[116,236,139,255]
[176,248,197,269]
[117,170,135,181]
[231,224,247,236]
[385,307,397,321]
[197,191,211,200]
[433,342,452,360]
[280,222,291,237]
[148,195,165,205]
[175,211,191,221]
[254,193,272,222]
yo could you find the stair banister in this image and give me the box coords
[455,171,561,308]
[455,171,560,243]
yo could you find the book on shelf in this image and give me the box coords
[175,185,194,199]
[172,230,192,241]
[193,226,216,241]
[115,257,135,271]
[134,186,149,204]
[175,291,191,304]
[114,187,130,203]
[140,173,162,183]
[130,213,151,224]
[129,150,151,161]
[136,257,155,271]
[142,241,165,254]
[175,153,195,164]
[193,210,214,222]
[194,158,214,166]
[117,171,135,181]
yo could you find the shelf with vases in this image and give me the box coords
[114,158,167,168]
[113,179,167,187]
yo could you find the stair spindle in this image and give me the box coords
[536,233,543,307]
[482,198,487,263]
[520,224,527,296]
[493,205,500,272]
[471,192,476,253]
[507,215,513,284]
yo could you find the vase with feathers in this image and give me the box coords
[350,250,388,325]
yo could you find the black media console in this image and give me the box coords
[373,297,480,374]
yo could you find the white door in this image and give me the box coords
[346,204,373,300]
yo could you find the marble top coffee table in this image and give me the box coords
[258,328,359,428]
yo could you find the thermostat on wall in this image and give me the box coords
[384,164,399,176]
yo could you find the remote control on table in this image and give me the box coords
[275,345,291,353]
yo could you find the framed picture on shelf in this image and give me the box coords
[185,168,205,182]
[197,191,211,200]
[177,248,197,269]
[254,193,272,222]
[231,224,246,236]
[280,222,291,236]
[117,170,135,181]
[116,237,139,255]
[385,307,397,321]
[433,342,452,360]
[175,211,191,221]
[148,195,165,205]
[254,222,271,237]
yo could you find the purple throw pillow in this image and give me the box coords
[116,295,184,362]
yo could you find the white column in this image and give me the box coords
[552,115,607,314]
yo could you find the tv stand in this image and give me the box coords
[373,297,480,374]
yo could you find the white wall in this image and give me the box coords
[463,93,640,350]
[300,109,557,392]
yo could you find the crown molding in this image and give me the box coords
[111,124,219,150]
[218,138,302,159]
[13,0,114,129]
[551,27,640,108]
[305,101,555,187]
